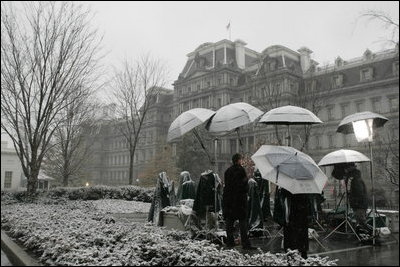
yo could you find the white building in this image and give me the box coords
[1,141,24,191]
[1,141,54,191]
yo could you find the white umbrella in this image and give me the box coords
[167,108,215,164]
[251,145,327,194]
[259,105,323,125]
[167,108,216,142]
[206,102,263,133]
[318,149,370,166]
[258,105,322,146]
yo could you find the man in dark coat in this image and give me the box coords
[347,163,368,227]
[280,188,309,259]
[223,153,255,250]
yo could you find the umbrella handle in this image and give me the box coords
[236,128,244,153]
[275,165,280,184]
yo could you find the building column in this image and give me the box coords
[213,46,216,68]
[224,43,227,65]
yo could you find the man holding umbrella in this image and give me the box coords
[223,153,256,250]
[252,145,329,258]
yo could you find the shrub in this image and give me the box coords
[1,185,154,204]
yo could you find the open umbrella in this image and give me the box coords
[258,105,323,146]
[167,108,215,142]
[206,102,263,156]
[259,105,323,125]
[167,108,216,164]
[318,149,370,166]
[251,145,327,194]
[206,102,263,134]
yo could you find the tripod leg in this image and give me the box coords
[315,219,325,232]
[311,231,327,251]
[324,220,346,240]
[346,220,362,241]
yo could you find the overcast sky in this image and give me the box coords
[83,1,399,89]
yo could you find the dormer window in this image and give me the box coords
[360,67,373,81]
[332,74,344,88]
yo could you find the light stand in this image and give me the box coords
[368,141,378,245]
[324,178,361,241]
[352,119,377,245]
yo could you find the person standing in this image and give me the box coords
[279,188,309,259]
[347,163,369,229]
[223,153,256,250]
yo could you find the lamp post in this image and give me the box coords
[352,118,376,244]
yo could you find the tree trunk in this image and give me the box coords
[63,160,69,187]
[27,168,40,197]
[63,174,69,187]
[129,153,134,185]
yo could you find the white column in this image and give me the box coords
[224,43,227,65]
[213,47,215,68]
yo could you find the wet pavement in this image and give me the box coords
[330,241,399,266]
[1,249,12,266]
[241,226,399,266]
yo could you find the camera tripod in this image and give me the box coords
[324,178,361,241]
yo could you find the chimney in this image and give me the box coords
[234,39,247,69]
[298,47,313,73]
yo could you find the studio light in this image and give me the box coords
[352,119,373,142]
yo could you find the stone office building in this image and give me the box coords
[170,39,398,207]
[86,39,398,207]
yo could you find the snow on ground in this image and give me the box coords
[1,201,338,266]
[88,199,150,214]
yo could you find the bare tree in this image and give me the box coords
[112,54,169,185]
[360,10,399,46]
[1,2,103,196]
[374,128,399,187]
[140,143,179,187]
[252,57,285,145]
[295,64,335,152]
[42,95,101,187]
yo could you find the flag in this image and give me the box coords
[226,22,231,30]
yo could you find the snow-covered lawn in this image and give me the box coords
[88,199,151,214]
[1,201,337,266]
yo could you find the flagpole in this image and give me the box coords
[229,21,231,41]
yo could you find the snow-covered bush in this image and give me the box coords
[1,185,154,204]
[1,202,337,266]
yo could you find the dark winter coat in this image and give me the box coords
[192,171,222,217]
[281,188,309,257]
[148,172,171,225]
[349,169,368,210]
[247,178,263,230]
[254,176,272,220]
[177,171,196,201]
[223,163,249,220]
